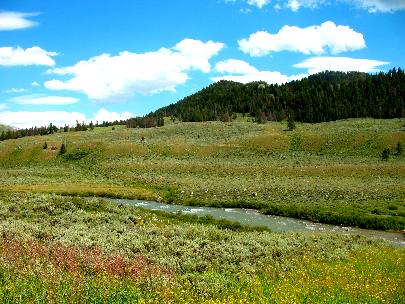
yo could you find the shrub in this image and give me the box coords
[287,115,296,131]
[395,142,402,155]
[59,143,67,155]
[381,148,390,161]
[43,142,48,149]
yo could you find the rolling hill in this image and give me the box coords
[157,69,405,123]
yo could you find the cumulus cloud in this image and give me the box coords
[0,46,57,66]
[93,109,133,123]
[239,21,365,56]
[0,111,87,129]
[293,56,389,73]
[213,59,307,84]
[10,94,79,105]
[215,59,259,74]
[0,108,133,129]
[44,39,224,101]
[31,81,40,87]
[0,11,38,31]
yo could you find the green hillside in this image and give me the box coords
[1,118,405,302]
[1,118,404,230]
[157,69,405,123]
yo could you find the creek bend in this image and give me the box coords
[108,198,405,247]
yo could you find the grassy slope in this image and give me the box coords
[0,118,404,230]
[0,118,405,302]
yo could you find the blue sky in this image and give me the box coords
[1,0,404,128]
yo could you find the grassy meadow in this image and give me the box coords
[0,117,405,302]
[1,118,404,230]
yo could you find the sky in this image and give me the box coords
[1,0,404,128]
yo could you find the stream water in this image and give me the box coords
[111,199,405,247]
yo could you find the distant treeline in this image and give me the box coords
[0,120,126,142]
[126,113,164,129]
[156,69,405,123]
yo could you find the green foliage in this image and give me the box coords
[0,192,404,303]
[152,211,270,232]
[262,203,405,231]
[287,115,296,131]
[59,143,67,155]
[157,113,165,127]
[0,118,404,231]
[289,134,302,151]
[158,69,405,124]
[381,148,390,160]
[395,141,403,155]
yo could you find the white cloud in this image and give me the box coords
[228,0,322,10]
[0,111,87,129]
[213,59,307,84]
[293,56,389,73]
[4,88,27,93]
[247,0,272,8]
[215,59,259,74]
[31,81,40,87]
[286,0,326,11]
[45,38,224,101]
[287,0,302,11]
[0,46,57,66]
[0,11,38,31]
[10,94,79,105]
[0,109,133,129]
[352,0,405,12]
[0,104,7,110]
[235,0,405,12]
[93,109,133,123]
[239,21,365,56]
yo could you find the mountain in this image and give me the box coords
[156,69,405,123]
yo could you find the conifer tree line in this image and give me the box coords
[1,69,404,142]
[0,120,126,142]
[156,69,405,123]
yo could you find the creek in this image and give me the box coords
[110,199,405,246]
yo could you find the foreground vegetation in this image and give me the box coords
[0,118,405,302]
[0,192,404,303]
[0,118,404,231]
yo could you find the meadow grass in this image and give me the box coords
[0,192,404,303]
[0,118,404,230]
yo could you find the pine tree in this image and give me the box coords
[287,115,296,131]
[59,143,67,155]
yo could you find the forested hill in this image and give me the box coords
[157,69,405,123]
